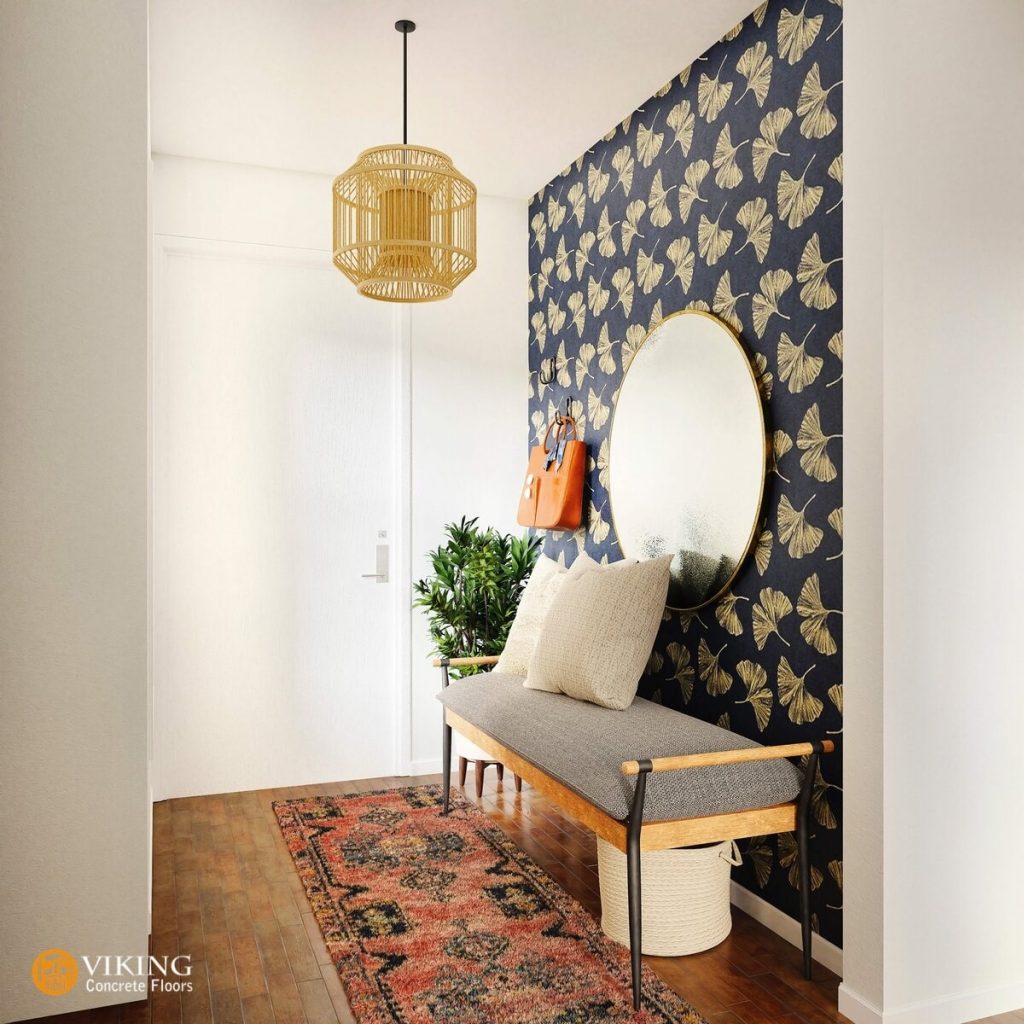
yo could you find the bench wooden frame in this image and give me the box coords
[435,655,835,1010]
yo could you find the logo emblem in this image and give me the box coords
[32,949,78,996]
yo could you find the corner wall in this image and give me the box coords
[0,1,151,1019]
[842,1,1024,1021]
[527,0,843,948]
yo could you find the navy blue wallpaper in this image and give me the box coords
[526,0,843,945]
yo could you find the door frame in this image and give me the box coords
[151,234,414,787]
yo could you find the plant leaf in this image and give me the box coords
[752,107,792,182]
[797,402,839,482]
[778,493,823,558]
[778,656,822,723]
[778,326,823,393]
[713,123,748,189]
[736,197,774,262]
[778,2,823,64]
[736,659,773,731]
[678,159,710,222]
[698,639,733,695]
[752,268,793,338]
[752,588,793,650]
[797,572,839,655]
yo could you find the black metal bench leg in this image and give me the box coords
[797,745,822,980]
[626,762,650,1011]
[440,657,451,816]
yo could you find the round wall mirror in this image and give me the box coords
[608,310,767,610]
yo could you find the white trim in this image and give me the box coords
[391,305,413,776]
[729,882,843,977]
[840,978,1024,1024]
[838,984,883,1024]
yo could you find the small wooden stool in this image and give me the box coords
[458,757,523,798]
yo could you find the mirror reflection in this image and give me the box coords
[608,311,766,610]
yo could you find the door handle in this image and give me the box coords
[361,543,389,583]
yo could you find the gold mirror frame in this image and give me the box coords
[607,309,768,611]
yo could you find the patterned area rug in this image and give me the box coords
[274,786,707,1023]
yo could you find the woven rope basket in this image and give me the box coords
[597,837,742,956]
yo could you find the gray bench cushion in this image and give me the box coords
[438,673,802,821]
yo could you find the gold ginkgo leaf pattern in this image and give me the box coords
[797,232,841,309]
[715,593,750,636]
[621,199,647,256]
[555,236,572,282]
[797,62,841,139]
[567,292,586,338]
[735,40,773,107]
[666,642,695,703]
[716,711,730,730]
[800,755,839,828]
[596,323,616,375]
[736,660,773,731]
[597,206,619,258]
[797,402,840,482]
[797,572,840,656]
[753,1,770,25]
[698,639,733,695]
[678,159,711,222]
[530,310,546,353]
[777,1,823,65]
[752,268,793,337]
[752,588,793,650]
[736,197,774,262]
[713,271,749,333]
[612,144,635,195]
[547,188,566,232]
[755,527,773,575]
[530,211,546,252]
[827,859,843,908]
[648,170,677,228]
[698,204,734,266]
[575,231,596,279]
[778,154,823,228]
[746,836,773,888]
[587,271,609,317]
[526,0,842,943]
[567,181,586,228]
[827,153,843,213]
[778,656,822,723]
[771,429,793,481]
[778,325,823,393]
[636,113,665,168]
[611,266,635,317]
[778,833,825,890]
[588,387,610,430]
[752,107,793,182]
[777,493,823,558]
[698,54,733,122]
[666,99,695,155]
[637,244,665,295]
[713,124,749,189]
[667,236,696,293]
[826,330,843,386]
[828,683,843,715]
[587,157,609,203]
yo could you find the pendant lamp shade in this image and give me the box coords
[332,22,477,302]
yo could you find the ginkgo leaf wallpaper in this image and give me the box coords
[526,0,844,945]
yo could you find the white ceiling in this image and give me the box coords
[150,0,756,199]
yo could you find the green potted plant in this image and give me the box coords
[413,516,540,678]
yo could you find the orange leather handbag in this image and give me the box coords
[517,416,586,530]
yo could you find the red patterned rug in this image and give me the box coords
[274,786,707,1023]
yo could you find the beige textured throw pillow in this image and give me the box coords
[496,555,567,677]
[527,555,672,710]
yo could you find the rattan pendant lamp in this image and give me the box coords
[332,20,477,302]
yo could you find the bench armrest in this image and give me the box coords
[621,739,835,776]
[431,655,501,668]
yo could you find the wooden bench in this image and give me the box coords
[434,655,835,1010]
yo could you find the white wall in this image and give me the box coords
[408,199,528,770]
[842,3,1024,1022]
[152,155,526,793]
[0,2,150,1020]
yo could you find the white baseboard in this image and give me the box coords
[729,882,844,977]
[840,978,1024,1024]
[838,983,883,1024]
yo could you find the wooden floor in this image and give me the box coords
[21,771,1020,1024]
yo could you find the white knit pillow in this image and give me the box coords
[496,555,566,677]
[526,555,672,710]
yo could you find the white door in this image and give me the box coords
[154,240,401,798]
